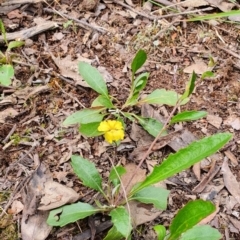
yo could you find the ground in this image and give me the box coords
[0,0,240,239]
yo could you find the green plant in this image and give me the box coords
[154,200,222,240]
[0,19,24,86]
[62,49,204,141]
[47,50,232,239]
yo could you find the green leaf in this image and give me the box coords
[131,49,147,75]
[153,225,166,240]
[0,19,7,45]
[188,9,240,22]
[132,133,232,193]
[0,64,14,86]
[201,71,214,79]
[109,207,132,238]
[7,41,24,51]
[137,116,167,137]
[140,89,188,106]
[168,200,216,240]
[181,72,197,100]
[71,155,103,192]
[78,62,109,97]
[133,72,149,92]
[170,111,207,124]
[179,225,222,240]
[104,226,124,240]
[79,122,103,137]
[63,108,105,126]
[131,186,169,210]
[91,95,114,108]
[47,202,99,227]
[126,72,149,106]
[109,166,126,186]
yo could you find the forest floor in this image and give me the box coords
[0,0,240,239]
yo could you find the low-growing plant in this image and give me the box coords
[47,50,231,239]
[0,19,24,86]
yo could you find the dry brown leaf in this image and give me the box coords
[192,162,201,181]
[38,181,79,210]
[224,151,238,167]
[207,114,223,129]
[183,61,208,74]
[121,163,146,195]
[228,216,240,231]
[222,158,240,204]
[193,158,220,193]
[8,200,24,214]
[181,0,208,7]
[21,163,53,240]
[0,108,18,123]
[51,54,93,87]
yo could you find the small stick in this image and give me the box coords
[43,8,107,34]
[112,0,157,21]
[217,45,240,60]
[2,124,17,144]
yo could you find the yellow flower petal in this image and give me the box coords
[98,121,111,132]
[98,120,124,144]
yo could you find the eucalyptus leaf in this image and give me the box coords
[140,89,188,106]
[109,207,132,238]
[170,111,207,124]
[131,186,169,210]
[78,62,109,97]
[0,64,14,86]
[63,108,105,126]
[91,95,114,108]
[137,116,167,137]
[71,155,103,192]
[153,225,166,240]
[168,200,216,240]
[179,225,221,240]
[104,226,124,240]
[131,49,147,76]
[79,122,103,137]
[132,133,232,193]
[47,202,99,227]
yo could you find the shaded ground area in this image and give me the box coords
[0,0,240,239]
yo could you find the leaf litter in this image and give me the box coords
[0,0,240,239]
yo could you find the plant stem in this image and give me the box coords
[116,101,181,204]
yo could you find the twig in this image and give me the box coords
[217,45,240,60]
[2,124,17,144]
[43,8,107,34]
[54,81,86,108]
[112,0,157,21]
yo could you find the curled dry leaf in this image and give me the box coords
[222,158,240,204]
[38,181,79,211]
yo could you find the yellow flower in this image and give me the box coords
[98,120,124,144]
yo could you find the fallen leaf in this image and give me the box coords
[121,163,146,195]
[21,163,53,240]
[207,114,222,129]
[224,151,238,167]
[0,108,18,123]
[8,200,24,214]
[38,181,79,210]
[183,61,208,74]
[222,158,240,204]
[51,54,94,87]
